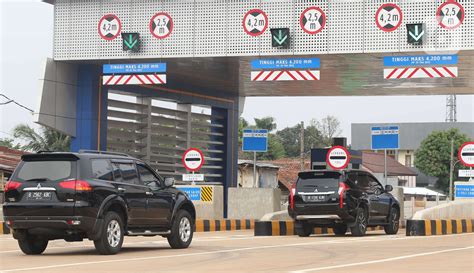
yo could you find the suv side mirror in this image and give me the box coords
[385,185,393,192]
[164,177,175,188]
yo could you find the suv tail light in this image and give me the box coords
[290,183,296,209]
[338,182,349,208]
[4,181,22,192]
[59,180,92,191]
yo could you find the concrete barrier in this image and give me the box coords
[195,219,254,232]
[406,200,474,236]
[407,219,473,236]
[176,185,224,219]
[254,220,383,236]
[227,188,281,220]
[411,200,474,220]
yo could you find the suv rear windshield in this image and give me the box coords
[296,172,341,191]
[15,161,75,182]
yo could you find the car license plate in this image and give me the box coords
[26,191,53,201]
[305,195,326,202]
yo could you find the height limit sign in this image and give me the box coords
[243,9,268,36]
[376,3,403,32]
[437,1,464,30]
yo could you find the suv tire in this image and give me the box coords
[18,235,48,255]
[333,224,347,236]
[350,207,368,237]
[94,211,124,255]
[295,221,313,237]
[168,210,194,249]
[384,207,400,235]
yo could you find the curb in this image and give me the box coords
[254,220,383,236]
[406,219,474,236]
[195,219,255,232]
[0,222,10,235]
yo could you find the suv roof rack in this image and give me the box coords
[36,150,53,154]
[78,150,131,157]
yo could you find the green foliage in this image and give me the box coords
[254,117,277,132]
[0,138,20,149]
[13,124,71,152]
[414,128,471,192]
[276,122,324,158]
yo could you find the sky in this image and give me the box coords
[0,0,473,144]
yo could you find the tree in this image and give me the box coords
[254,117,277,132]
[238,117,249,146]
[414,128,471,192]
[0,138,20,149]
[13,124,71,152]
[276,122,324,158]
[257,134,286,160]
[315,116,342,146]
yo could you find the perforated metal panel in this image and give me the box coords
[53,0,474,60]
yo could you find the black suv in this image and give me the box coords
[3,151,196,255]
[288,170,400,237]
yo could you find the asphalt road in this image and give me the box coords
[0,231,473,273]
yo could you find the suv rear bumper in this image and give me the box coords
[289,202,355,226]
[4,216,103,241]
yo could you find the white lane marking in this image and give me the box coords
[0,234,276,254]
[1,233,472,272]
[291,246,474,273]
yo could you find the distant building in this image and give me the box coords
[237,160,280,188]
[352,122,474,187]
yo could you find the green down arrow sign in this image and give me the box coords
[122,33,140,52]
[271,28,290,48]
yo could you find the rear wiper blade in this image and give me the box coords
[25,178,50,182]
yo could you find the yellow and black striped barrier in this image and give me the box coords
[0,222,10,235]
[406,219,474,236]
[200,186,213,202]
[254,220,383,236]
[195,219,255,232]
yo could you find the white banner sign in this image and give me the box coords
[459,169,474,178]
[182,173,205,182]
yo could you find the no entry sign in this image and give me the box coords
[150,12,173,39]
[437,1,464,30]
[243,9,268,36]
[375,3,403,32]
[326,146,350,170]
[98,14,122,40]
[182,148,205,172]
[300,7,326,35]
[459,142,474,167]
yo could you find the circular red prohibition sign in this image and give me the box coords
[437,1,465,30]
[242,9,269,37]
[149,12,174,39]
[182,148,205,172]
[98,14,122,41]
[300,6,326,35]
[375,3,403,32]
[326,146,351,170]
[458,142,474,167]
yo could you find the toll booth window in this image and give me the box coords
[91,159,114,181]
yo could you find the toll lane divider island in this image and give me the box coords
[406,219,474,236]
[254,220,383,236]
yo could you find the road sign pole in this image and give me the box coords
[192,171,195,186]
[384,149,388,185]
[470,167,473,182]
[449,138,454,200]
[253,151,257,188]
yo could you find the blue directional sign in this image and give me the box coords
[179,187,201,201]
[383,55,458,67]
[371,126,399,150]
[251,58,320,70]
[103,63,167,74]
[455,184,474,199]
[242,129,268,152]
